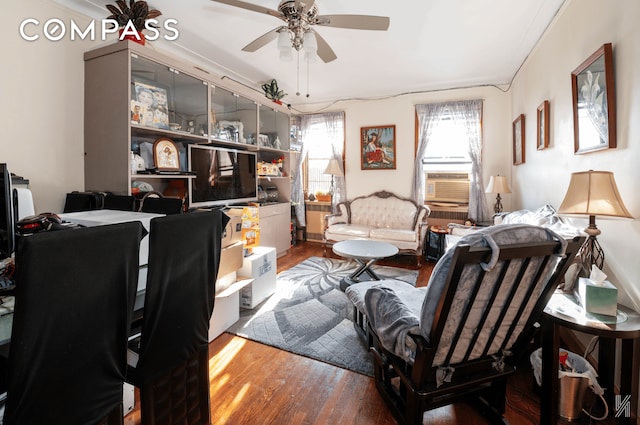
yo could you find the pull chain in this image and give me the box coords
[296,51,301,96]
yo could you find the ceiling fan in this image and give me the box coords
[211,0,390,63]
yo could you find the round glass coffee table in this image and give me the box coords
[332,240,399,291]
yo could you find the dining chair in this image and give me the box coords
[104,194,136,211]
[3,221,144,425]
[127,210,228,425]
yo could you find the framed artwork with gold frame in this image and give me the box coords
[153,137,180,171]
[360,125,396,170]
[537,100,550,150]
[513,114,525,165]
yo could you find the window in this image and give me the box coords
[422,116,472,173]
[300,116,344,197]
[415,100,487,221]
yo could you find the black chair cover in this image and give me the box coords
[128,210,228,425]
[3,222,144,425]
[104,194,136,211]
[139,197,183,215]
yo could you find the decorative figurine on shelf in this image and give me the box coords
[261,79,286,105]
[106,0,162,45]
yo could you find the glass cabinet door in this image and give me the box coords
[210,86,257,145]
[130,54,208,135]
[258,105,289,151]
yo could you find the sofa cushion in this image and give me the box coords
[326,223,371,238]
[370,228,417,242]
[349,196,417,230]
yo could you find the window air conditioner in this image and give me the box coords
[425,172,470,204]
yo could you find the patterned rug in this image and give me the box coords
[226,256,418,376]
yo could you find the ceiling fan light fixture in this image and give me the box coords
[303,30,317,63]
[277,29,291,50]
[277,29,293,61]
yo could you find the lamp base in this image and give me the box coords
[493,193,503,214]
[578,235,604,270]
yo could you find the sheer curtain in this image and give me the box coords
[323,112,346,212]
[449,100,490,222]
[291,111,345,227]
[413,100,490,222]
[412,103,447,204]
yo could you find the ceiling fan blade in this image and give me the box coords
[241,28,280,52]
[315,15,390,31]
[313,31,337,63]
[211,0,283,20]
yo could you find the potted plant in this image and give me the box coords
[106,0,162,45]
[261,79,286,105]
[315,191,331,202]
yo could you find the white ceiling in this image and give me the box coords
[55,0,566,107]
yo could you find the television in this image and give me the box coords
[188,144,258,208]
[0,163,15,260]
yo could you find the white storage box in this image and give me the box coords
[123,383,135,417]
[209,278,253,342]
[238,246,278,308]
[238,246,277,309]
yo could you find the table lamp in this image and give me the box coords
[558,170,632,269]
[323,158,344,196]
[485,175,511,213]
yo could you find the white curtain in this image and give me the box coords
[291,111,345,226]
[412,103,447,204]
[449,100,490,222]
[323,112,346,212]
[413,100,490,222]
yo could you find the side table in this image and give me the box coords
[541,292,640,424]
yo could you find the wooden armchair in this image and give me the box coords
[352,224,584,424]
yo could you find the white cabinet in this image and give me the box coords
[259,203,291,256]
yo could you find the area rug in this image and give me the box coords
[226,256,418,376]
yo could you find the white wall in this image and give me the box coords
[297,87,512,208]
[1,0,93,213]
[510,0,640,310]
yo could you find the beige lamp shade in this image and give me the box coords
[323,158,344,176]
[558,171,632,218]
[485,175,511,194]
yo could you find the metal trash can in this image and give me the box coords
[558,375,589,421]
[530,348,606,422]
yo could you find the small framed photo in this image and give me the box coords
[361,125,396,170]
[513,114,525,165]
[537,100,550,150]
[153,137,180,171]
[258,134,270,147]
[571,43,616,154]
[133,79,170,130]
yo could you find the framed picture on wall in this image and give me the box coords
[571,43,616,154]
[361,125,396,170]
[537,100,550,150]
[513,114,525,165]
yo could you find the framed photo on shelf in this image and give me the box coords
[153,137,180,171]
[571,43,616,154]
[361,125,396,170]
[537,100,550,150]
[132,79,170,130]
[513,114,525,165]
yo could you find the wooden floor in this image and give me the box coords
[123,241,550,425]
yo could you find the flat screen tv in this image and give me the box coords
[188,144,258,208]
[0,163,15,260]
